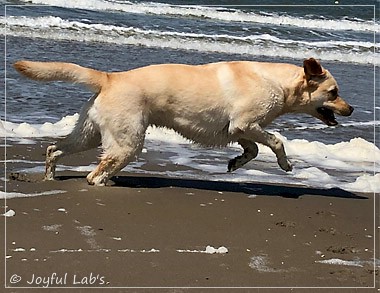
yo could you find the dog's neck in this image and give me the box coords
[281,68,310,114]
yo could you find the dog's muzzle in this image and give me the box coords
[317,107,338,126]
[347,105,354,115]
[317,104,354,126]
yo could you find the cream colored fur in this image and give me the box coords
[14,58,353,186]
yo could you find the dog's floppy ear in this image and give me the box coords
[303,58,326,81]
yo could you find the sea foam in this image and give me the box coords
[1,115,379,193]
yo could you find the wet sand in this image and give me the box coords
[1,140,378,292]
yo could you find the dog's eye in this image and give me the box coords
[328,88,338,100]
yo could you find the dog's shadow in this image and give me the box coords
[103,175,366,200]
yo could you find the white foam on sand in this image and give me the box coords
[249,255,284,272]
[316,258,380,268]
[0,190,66,199]
[316,258,363,267]
[176,245,228,254]
[2,209,16,217]
[2,115,379,193]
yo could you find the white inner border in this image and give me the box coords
[3,2,378,289]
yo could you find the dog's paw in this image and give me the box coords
[86,172,107,186]
[227,158,239,172]
[278,157,293,172]
[44,168,56,181]
[43,174,55,181]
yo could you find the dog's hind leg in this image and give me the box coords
[45,95,101,180]
[86,122,147,186]
[86,151,132,186]
[45,120,100,180]
[45,119,101,180]
[45,145,62,180]
[228,139,258,172]
[86,137,145,186]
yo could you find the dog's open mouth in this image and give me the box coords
[317,107,338,126]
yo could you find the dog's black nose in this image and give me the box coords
[349,105,354,114]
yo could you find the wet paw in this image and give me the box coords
[278,157,293,172]
[44,173,55,181]
[86,172,107,186]
[44,167,56,181]
[228,155,246,172]
[227,158,238,172]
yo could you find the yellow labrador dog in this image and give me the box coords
[14,58,353,186]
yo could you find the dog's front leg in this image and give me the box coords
[238,123,292,172]
[228,139,259,172]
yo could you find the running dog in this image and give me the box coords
[14,58,353,186]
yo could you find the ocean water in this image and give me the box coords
[1,0,379,193]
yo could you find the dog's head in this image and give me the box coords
[301,58,354,126]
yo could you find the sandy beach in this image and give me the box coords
[0,139,378,292]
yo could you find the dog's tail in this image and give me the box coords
[13,60,107,92]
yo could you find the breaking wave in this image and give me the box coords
[2,16,378,65]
